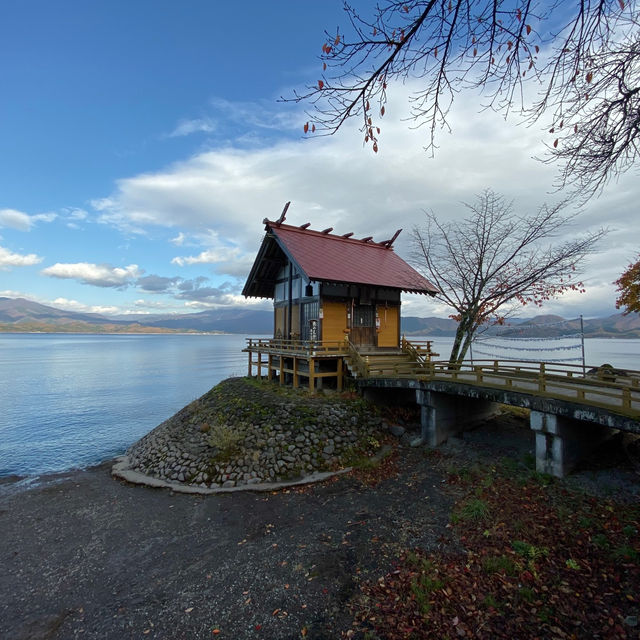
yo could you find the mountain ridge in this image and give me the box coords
[1,297,639,337]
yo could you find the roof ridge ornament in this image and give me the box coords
[275,201,290,226]
[380,229,403,248]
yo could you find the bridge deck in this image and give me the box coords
[245,337,640,425]
[360,360,640,435]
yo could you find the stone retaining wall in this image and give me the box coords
[125,378,385,489]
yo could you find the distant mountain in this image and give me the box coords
[139,308,273,334]
[0,297,272,334]
[497,314,640,338]
[402,312,640,339]
[401,316,458,336]
[1,297,639,337]
[0,297,128,326]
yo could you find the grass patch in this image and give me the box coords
[611,544,640,563]
[481,554,520,577]
[481,594,501,610]
[592,533,610,550]
[454,497,490,523]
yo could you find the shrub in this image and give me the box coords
[208,424,243,460]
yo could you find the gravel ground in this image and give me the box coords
[1,411,638,640]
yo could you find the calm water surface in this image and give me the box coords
[0,334,252,477]
[1,333,638,478]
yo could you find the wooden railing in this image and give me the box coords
[244,337,349,356]
[345,339,370,378]
[401,336,440,363]
[413,359,640,418]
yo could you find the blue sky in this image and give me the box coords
[1,1,638,320]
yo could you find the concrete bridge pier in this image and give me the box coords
[416,389,499,447]
[530,411,612,478]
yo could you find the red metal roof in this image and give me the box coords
[268,222,438,294]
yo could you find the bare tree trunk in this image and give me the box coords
[449,316,472,364]
[448,323,465,364]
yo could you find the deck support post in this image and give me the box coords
[530,411,611,478]
[415,389,498,447]
[309,357,315,392]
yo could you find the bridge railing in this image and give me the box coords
[426,359,640,416]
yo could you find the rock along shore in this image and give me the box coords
[119,377,386,490]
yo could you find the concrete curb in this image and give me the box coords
[111,456,353,494]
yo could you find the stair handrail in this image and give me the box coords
[346,339,370,378]
[401,335,432,371]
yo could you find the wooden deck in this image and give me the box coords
[244,338,640,420]
[244,338,348,391]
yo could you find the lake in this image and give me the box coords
[1,333,639,478]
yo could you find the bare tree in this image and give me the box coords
[412,189,607,364]
[290,1,639,201]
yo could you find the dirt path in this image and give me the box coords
[1,448,458,640]
[1,414,637,640]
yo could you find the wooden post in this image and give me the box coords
[279,356,284,385]
[247,352,252,377]
[622,387,631,410]
[293,356,299,389]
[309,357,315,392]
[257,351,262,380]
[538,362,546,393]
[267,354,273,381]
[336,357,343,392]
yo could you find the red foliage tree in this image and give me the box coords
[614,256,640,314]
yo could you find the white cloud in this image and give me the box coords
[168,117,216,138]
[41,262,142,288]
[67,208,88,220]
[0,208,57,230]
[0,245,43,269]
[183,294,269,310]
[84,85,637,317]
[32,212,57,223]
[171,230,255,277]
[50,297,120,315]
[0,209,34,231]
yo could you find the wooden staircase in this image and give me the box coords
[344,343,435,379]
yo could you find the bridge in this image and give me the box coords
[244,338,640,477]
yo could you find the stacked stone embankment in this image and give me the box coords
[125,377,385,489]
